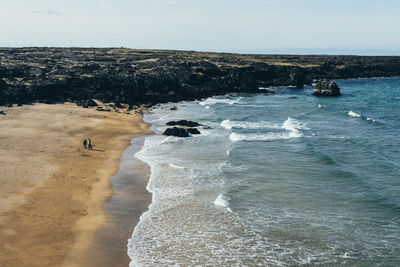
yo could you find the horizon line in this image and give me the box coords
[1,46,400,57]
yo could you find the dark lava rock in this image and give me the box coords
[76,99,98,108]
[109,102,124,109]
[313,79,340,96]
[187,128,201,134]
[96,107,111,112]
[0,48,399,105]
[163,127,201,137]
[170,106,177,110]
[0,110,6,115]
[163,127,190,137]
[166,120,201,127]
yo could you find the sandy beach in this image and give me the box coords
[0,103,152,267]
[82,136,152,267]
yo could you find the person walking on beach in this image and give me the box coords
[88,138,93,150]
[83,139,87,149]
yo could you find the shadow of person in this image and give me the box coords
[91,145,105,152]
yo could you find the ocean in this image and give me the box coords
[128,77,400,266]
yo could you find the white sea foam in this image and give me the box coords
[229,117,306,142]
[220,119,281,130]
[169,163,185,169]
[282,117,307,138]
[239,104,266,108]
[229,132,245,142]
[160,136,178,144]
[130,126,241,266]
[158,114,173,121]
[367,117,376,123]
[288,130,303,138]
[214,194,232,212]
[348,111,361,118]
[342,252,351,259]
[214,194,229,207]
[318,104,323,108]
[199,97,242,106]
[221,119,233,130]
[229,132,293,142]
[282,117,308,131]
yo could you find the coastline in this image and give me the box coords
[0,103,152,267]
[81,136,152,267]
[2,48,400,107]
[1,76,399,265]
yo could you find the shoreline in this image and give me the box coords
[0,103,152,267]
[81,136,152,267]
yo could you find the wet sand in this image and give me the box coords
[82,136,152,267]
[0,103,152,267]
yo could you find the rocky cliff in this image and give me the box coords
[1,48,400,105]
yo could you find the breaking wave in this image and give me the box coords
[220,119,281,130]
[199,97,242,106]
[228,117,306,142]
[348,111,361,118]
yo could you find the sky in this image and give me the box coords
[1,0,400,55]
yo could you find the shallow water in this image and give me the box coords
[128,77,400,266]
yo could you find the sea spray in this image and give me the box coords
[199,96,242,106]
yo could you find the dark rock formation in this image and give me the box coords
[187,128,201,135]
[163,127,201,137]
[76,99,98,108]
[0,48,399,106]
[96,107,111,112]
[111,102,124,109]
[313,79,341,96]
[166,120,201,127]
[0,110,6,115]
[163,127,190,137]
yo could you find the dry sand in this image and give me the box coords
[0,103,152,267]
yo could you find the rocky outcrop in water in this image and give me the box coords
[166,120,202,127]
[163,127,201,137]
[313,79,341,96]
[187,128,200,135]
[1,48,400,105]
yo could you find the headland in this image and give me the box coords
[1,48,400,106]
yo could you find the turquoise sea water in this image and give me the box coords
[128,77,400,266]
